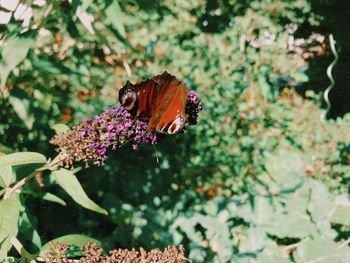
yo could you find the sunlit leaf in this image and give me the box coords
[0,10,11,24]
[0,166,12,188]
[0,35,35,88]
[76,6,95,34]
[0,194,20,260]
[52,169,108,215]
[104,0,126,37]
[39,234,102,257]
[330,196,350,226]
[239,226,267,254]
[0,0,19,11]
[9,96,35,129]
[19,210,42,249]
[0,152,46,167]
[265,151,305,193]
[267,214,316,238]
[294,235,350,263]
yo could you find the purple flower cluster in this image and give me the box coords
[186,91,203,125]
[50,91,202,168]
[50,106,161,167]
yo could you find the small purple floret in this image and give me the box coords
[186,91,202,125]
[132,144,138,150]
[92,142,100,148]
[97,148,107,156]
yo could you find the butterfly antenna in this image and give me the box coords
[153,144,160,164]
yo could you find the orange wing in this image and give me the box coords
[119,79,158,122]
[148,72,189,133]
[119,72,190,134]
[133,80,158,122]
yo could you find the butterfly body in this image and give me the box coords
[119,72,189,134]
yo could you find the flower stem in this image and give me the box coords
[3,171,38,199]
[10,236,36,262]
[2,153,67,200]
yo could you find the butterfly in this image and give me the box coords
[119,71,190,134]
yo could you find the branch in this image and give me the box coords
[2,153,67,200]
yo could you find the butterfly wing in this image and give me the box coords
[119,72,190,134]
[149,72,189,133]
[119,79,158,122]
[133,80,158,122]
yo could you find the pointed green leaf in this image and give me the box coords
[294,235,350,263]
[29,191,67,206]
[0,143,13,154]
[256,240,291,263]
[307,181,333,223]
[0,194,20,260]
[0,36,35,88]
[239,226,267,253]
[19,210,42,249]
[9,96,35,129]
[329,195,350,226]
[0,152,46,167]
[39,234,102,257]
[330,205,350,226]
[52,169,108,215]
[265,151,305,192]
[267,214,316,239]
[0,166,12,188]
[104,0,126,37]
[291,72,309,83]
[41,192,67,206]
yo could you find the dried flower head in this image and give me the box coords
[50,91,202,168]
[43,242,188,262]
[79,242,104,263]
[44,242,68,263]
[106,245,187,263]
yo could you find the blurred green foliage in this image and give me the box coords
[0,0,350,262]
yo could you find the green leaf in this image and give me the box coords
[28,191,67,206]
[294,235,350,263]
[265,151,305,193]
[252,196,275,226]
[307,181,333,223]
[0,166,12,188]
[331,205,350,226]
[76,5,95,34]
[0,194,20,260]
[228,196,274,226]
[39,234,102,257]
[104,0,126,37]
[0,36,35,88]
[51,123,70,134]
[256,240,291,263]
[52,169,108,215]
[19,210,42,249]
[0,152,46,167]
[41,193,67,206]
[330,195,350,226]
[291,72,309,83]
[267,214,316,239]
[0,144,13,154]
[8,96,35,129]
[239,226,267,254]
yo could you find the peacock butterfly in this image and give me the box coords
[119,71,190,134]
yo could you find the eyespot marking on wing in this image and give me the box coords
[121,89,137,111]
[167,115,185,134]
